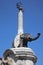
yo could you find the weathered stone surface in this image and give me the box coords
[3,47,37,65]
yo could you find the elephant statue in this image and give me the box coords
[18,33,41,47]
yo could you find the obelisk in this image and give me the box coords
[13,2,24,48]
[17,3,23,34]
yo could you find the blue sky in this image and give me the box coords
[0,0,43,65]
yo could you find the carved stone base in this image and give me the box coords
[2,47,37,65]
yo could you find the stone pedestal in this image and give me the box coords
[3,47,37,65]
[2,47,37,65]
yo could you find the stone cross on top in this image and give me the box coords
[12,2,41,48]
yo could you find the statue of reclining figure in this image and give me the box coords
[18,33,41,47]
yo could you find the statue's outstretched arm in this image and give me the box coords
[29,33,41,41]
